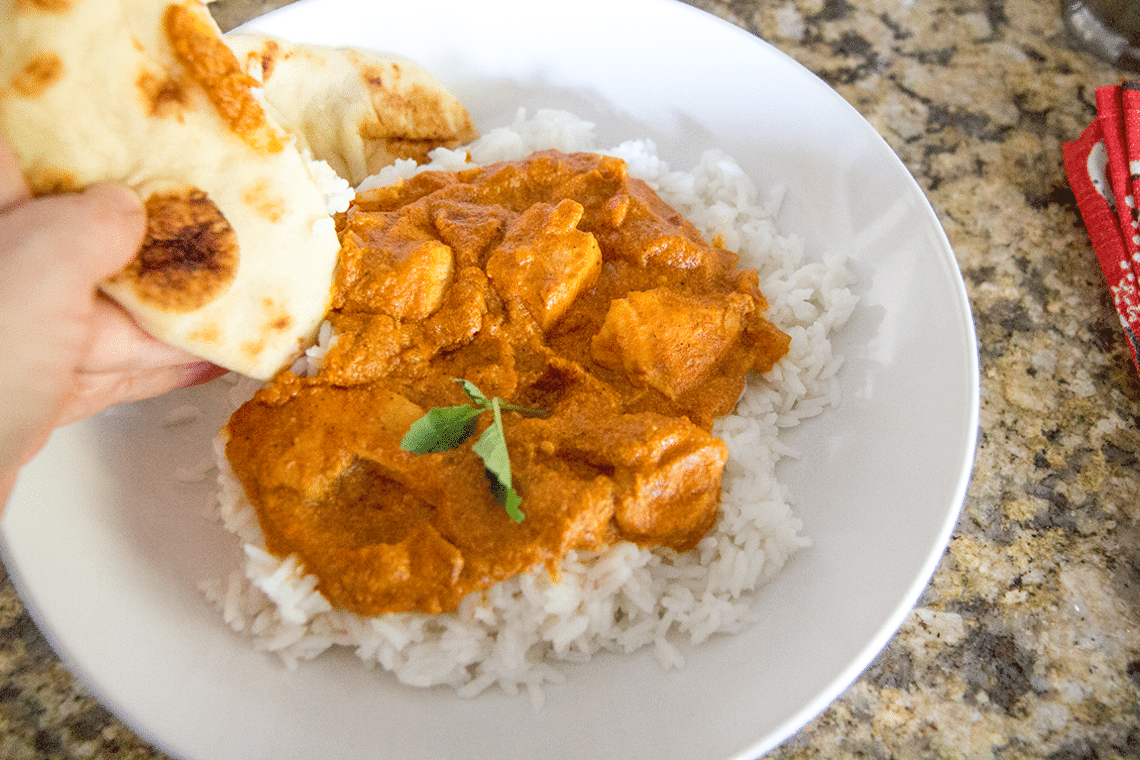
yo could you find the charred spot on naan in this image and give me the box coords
[239,298,298,361]
[108,188,239,311]
[252,39,283,81]
[163,2,283,153]
[137,69,188,119]
[13,0,72,13]
[25,166,79,196]
[261,297,294,333]
[9,52,64,98]
[188,322,223,346]
[232,39,287,84]
[241,178,286,223]
[359,66,467,139]
[360,63,394,92]
[240,309,295,363]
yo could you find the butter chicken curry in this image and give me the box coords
[225,150,790,616]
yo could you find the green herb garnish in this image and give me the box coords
[400,379,546,522]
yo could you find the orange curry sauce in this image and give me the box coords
[225,150,790,615]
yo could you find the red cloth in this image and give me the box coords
[1064,83,1140,375]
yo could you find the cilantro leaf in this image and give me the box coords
[401,380,541,522]
[502,485,525,523]
[456,378,490,407]
[456,377,548,417]
[470,397,524,522]
[400,405,483,453]
[471,399,510,475]
[483,473,525,524]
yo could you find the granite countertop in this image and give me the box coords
[3,0,1139,757]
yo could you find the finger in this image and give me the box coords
[75,182,148,278]
[0,182,145,289]
[83,294,210,373]
[0,138,30,211]
[58,362,226,427]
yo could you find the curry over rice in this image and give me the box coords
[224,150,790,616]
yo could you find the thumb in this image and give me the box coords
[72,182,148,281]
[0,182,147,294]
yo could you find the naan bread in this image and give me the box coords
[224,34,479,187]
[0,0,341,380]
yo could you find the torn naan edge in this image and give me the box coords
[224,33,479,187]
[0,0,341,380]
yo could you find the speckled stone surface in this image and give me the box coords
[2,0,1140,757]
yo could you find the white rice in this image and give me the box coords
[200,109,858,706]
[304,150,356,216]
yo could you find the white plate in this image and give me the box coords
[0,1,979,758]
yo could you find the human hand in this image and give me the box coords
[0,139,223,506]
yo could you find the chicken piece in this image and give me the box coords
[335,232,455,321]
[226,380,425,504]
[335,203,456,320]
[430,200,512,267]
[371,240,454,321]
[607,418,727,550]
[589,288,753,399]
[589,176,715,270]
[319,523,465,615]
[486,199,601,331]
[509,389,727,551]
[320,312,410,385]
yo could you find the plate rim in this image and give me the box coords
[0,0,980,757]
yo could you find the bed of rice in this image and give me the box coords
[200,109,858,706]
